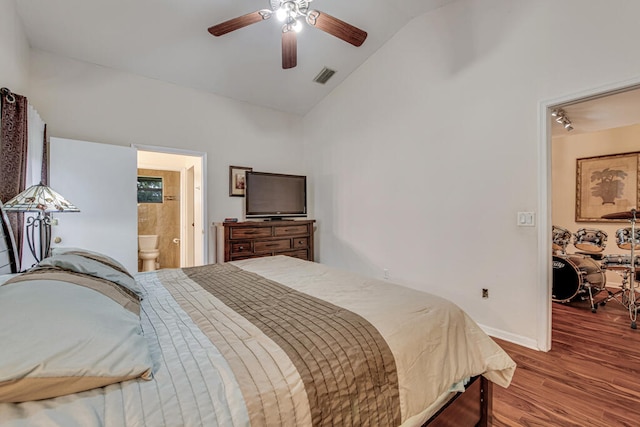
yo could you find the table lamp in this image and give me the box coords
[1,182,79,263]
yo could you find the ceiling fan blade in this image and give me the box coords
[282,30,297,69]
[208,10,272,37]
[306,10,367,47]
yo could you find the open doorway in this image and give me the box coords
[135,146,206,271]
[545,83,640,348]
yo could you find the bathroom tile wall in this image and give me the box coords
[137,169,180,271]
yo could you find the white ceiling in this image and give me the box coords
[15,0,459,115]
[551,86,640,137]
[16,1,640,129]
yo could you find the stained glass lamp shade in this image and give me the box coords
[2,183,79,263]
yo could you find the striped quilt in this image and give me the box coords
[182,263,400,426]
[0,256,515,427]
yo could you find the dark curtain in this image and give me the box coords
[0,90,28,262]
[41,124,49,185]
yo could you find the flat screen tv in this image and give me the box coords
[245,172,307,220]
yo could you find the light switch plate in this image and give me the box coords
[517,212,535,226]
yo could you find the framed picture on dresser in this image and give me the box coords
[229,165,252,197]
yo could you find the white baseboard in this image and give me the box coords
[478,323,540,351]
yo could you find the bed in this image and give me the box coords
[0,209,515,426]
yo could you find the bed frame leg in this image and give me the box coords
[479,376,493,427]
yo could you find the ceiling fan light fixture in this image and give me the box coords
[276,8,287,21]
[277,1,300,21]
[209,0,367,69]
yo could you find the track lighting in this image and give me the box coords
[551,108,573,132]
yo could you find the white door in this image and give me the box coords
[49,137,138,273]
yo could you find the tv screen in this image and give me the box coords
[245,172,307,219]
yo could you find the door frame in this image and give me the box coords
[133,144,208,266]
[539,77,640,351]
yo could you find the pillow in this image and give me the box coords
[0,274,18,286]
[0,276,153,403]
[50,247,133,277]
[37,253,143,298]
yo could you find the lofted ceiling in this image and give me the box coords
[16,0,459,115]
[16,1,640,129]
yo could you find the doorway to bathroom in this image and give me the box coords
[135,146,206,272]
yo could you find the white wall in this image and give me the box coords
[553,124,640,286]
[303,0,640,347]
[0,0,30,94]
[11,0,640,348]
[27,49,305,235]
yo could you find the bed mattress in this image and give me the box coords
[0,256,514,426]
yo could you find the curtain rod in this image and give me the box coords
[0,87,16,104]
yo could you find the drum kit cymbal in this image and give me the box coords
[601,210,639,220]
[553,208,640,329]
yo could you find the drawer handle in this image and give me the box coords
[265,243,279,247]
[244,231,258,235]
[238,246,245,250]
[298,240,304,244]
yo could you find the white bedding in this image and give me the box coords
[0,256,515,426]
[0,270,249,427]
[233,256,515,425]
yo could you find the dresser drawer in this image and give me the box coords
[231,241,253,254]
[282,250,308,260]
[293,237,308,248]
[230,254,262,261]
[274,225,308,236]
[230,227,272,240]
[254,239,291,253]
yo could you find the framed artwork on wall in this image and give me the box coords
[229,165,252,197]
[576,152,640,222]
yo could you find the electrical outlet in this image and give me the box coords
[482,288,489,299]
[383,268,389,280]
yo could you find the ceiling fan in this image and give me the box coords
[208,0,368,69]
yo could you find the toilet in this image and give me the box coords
[138,235,160,272]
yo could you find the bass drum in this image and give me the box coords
[552,255,606,302]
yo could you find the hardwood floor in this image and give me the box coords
[492,289,640,426]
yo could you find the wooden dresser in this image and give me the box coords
[215,220,315,263]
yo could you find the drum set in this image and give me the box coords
[552,209,640,329]
[552,226,607,313]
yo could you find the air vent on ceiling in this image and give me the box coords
[313,67,336,84]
